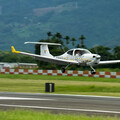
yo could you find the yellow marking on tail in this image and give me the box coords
[11,46,21,53]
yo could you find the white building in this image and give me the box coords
[0,62,38,69]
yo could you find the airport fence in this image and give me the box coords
[0,68,120,79]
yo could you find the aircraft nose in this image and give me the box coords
[96,55,101,59]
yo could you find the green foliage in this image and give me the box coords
[0,51,36,63]
[79,35,86,48]
[0,109,119,120]
[113,46,120,59]
[71,37,76,46]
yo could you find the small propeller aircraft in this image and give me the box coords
[11,42,120,74]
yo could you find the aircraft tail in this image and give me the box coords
[11,46,21,53]
[40,44,53,57]
[24,42,61,57]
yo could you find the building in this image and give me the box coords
[0,62,38,69]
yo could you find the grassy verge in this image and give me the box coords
[0,109,119,120]
[96,68,120,72]
[0,74,120,82]
[0,74,120,96]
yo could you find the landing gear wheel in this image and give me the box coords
[91,70,96,75]
[61,68,65,73]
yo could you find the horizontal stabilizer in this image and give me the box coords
[24,42,61,46]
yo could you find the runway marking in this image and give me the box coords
[1,92,120,99]
[0,104,120,114]
[0,97,53,101]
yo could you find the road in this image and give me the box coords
[0,92,120,116]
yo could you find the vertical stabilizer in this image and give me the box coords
[40,44,53,57]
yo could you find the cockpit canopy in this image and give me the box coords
[67,48,91,56]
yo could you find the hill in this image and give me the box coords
[0,0,120,52]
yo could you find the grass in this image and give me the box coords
[0,73,120,82]
[0,74,120,96]
[0,109,119,120]
[96,68,120,72]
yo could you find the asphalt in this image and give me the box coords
[0,92,120,116]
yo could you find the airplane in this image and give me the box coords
[11,42,120,74]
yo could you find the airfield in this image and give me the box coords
[0,71,120,118]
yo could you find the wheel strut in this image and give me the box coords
[61,64,71,73]
[90,65,96,75]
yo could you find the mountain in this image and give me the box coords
[0,0,120,52]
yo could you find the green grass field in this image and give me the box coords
[0,74,120,96]
[0,109,119,120]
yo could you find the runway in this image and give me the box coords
[0,92,120,116]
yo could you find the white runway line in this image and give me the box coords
[0,97,54,101]
[0,104,120,114]
[2,92,120,99]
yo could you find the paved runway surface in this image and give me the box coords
[0,92,120,115]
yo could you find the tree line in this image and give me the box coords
[0,32,120,70]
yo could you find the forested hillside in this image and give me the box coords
[0,0,120,52]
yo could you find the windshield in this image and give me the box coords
[67,50,73,55]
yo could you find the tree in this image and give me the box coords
[19,56,36,63]
[113,46,120,59]
[71,37,76,46]
[64,36,70,44]
[76,44,81,48]
[47,32,52,40]
[54,32,62,39]
[79,35,86,48]
[2,54,19,62]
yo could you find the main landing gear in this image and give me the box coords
[61,68,65,73]
[61,64,96,75]
[90,65,96,75]
[61,64,71,73]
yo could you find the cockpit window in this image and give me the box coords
[75,50,90,56]
[67,50,73,55]
[75,50,81,56]
[81,50,89,55]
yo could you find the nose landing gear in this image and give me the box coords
[91,70,96,75]
[90,65,96,75]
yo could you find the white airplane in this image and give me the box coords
[11,42,120,74]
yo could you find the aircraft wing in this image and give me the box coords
[99,60,120,65]
[11,46,78,65]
